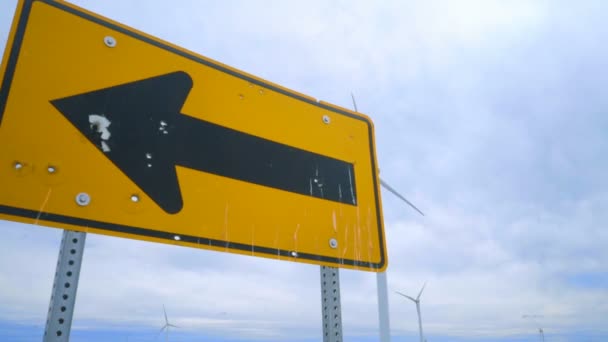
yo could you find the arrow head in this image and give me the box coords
[51,71,193,214]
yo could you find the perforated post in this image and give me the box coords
[43,230,86,342]
[320,266,343,342]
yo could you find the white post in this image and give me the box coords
[416,302,424,342]
[377,272,391,342]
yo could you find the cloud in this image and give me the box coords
[1,0,608,340]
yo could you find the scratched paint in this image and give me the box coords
[347,167,355,205]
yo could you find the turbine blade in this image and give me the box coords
[163,304,168,324]
[417,281,427,300]
[380,179,425,216]
[156,325,167,338]
[395,291,417,302]
[351,92,359,112]
[348,93,424,217]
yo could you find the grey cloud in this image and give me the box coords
[1,0,608,339]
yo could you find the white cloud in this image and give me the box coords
[1,0,607,340]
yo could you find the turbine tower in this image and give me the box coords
[158,304,179,342]
[396,282,427,342]
[522,314,545,342]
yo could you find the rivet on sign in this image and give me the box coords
[104,36,117,48]
[291,251,298,257]
[130,195,140,203]
[329,238,338,249]
[14,162,23,170]
[47,166,57,173]
[75,193,91,206]
[322,115,331,124]
[174,235,181,241]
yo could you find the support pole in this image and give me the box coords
[377,272,391,342]
[43,230,86,342]
[416,302,424,342]
[320,266,343,342]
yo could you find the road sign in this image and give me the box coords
[0,0,387,271]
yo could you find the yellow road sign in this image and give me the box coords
[0,0,386,271]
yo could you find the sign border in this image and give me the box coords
[0,0,386,271]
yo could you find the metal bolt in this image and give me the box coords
[47,166,56,173]
[130,195,139,203]
[104,36,117,48]
[174,235,181,241]
[322,115,331,124]
[14,162,23,170]
[291,251,298,257]
[329,238,338,249]
[75,193,91,206]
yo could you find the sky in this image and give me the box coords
[1,0,608,341]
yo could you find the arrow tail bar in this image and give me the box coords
[176,114,357,206]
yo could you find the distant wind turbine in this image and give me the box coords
[396,282,427,342]
[158,304,179,342]
[522,314,545,342]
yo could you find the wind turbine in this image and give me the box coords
[396,282,427,342]
[351,92,425,342]
[158,304,179,342]
[522,314,545,342]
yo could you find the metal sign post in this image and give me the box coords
[43,230,86,342]
[320,266,343,342]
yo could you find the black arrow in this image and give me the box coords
[50,71,357,214]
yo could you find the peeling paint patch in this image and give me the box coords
[89,114,112,152]
[159,120,169,135]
